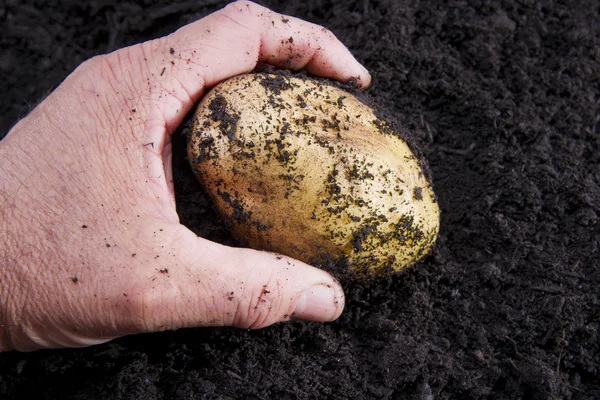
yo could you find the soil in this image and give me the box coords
[1,0,599,399]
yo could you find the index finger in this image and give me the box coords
[230,1,372,87]
[168,0,371,92]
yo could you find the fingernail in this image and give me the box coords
[292,284,339,322]
[357,63,371,88]
[360,62,370,76]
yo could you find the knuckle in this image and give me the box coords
[75,54,103,75]
[221,0,260,23]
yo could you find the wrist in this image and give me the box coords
[0,200,17,352]
[0,288,11,352]
[0,122,46,352]
[0,170,21,352]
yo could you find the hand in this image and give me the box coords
[0,1,370,351]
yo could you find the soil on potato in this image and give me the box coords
[1,1,599,399]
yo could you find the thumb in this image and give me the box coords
[124,227,344,333]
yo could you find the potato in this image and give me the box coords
[188,72,439,277]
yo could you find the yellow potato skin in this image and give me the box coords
[188,73,439,277]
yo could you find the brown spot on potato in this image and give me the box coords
[413,187,423,201]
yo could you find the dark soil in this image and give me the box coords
[1,0,599,399]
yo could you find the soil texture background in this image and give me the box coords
[1,0,599,399]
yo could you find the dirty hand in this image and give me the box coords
[0,1,370,351]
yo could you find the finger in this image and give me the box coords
[191,0,372,87]
[104,0,370,134]
[115,226,344,334]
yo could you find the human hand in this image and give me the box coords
[0,0,370,351]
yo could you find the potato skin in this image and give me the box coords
[188,72,439,277]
